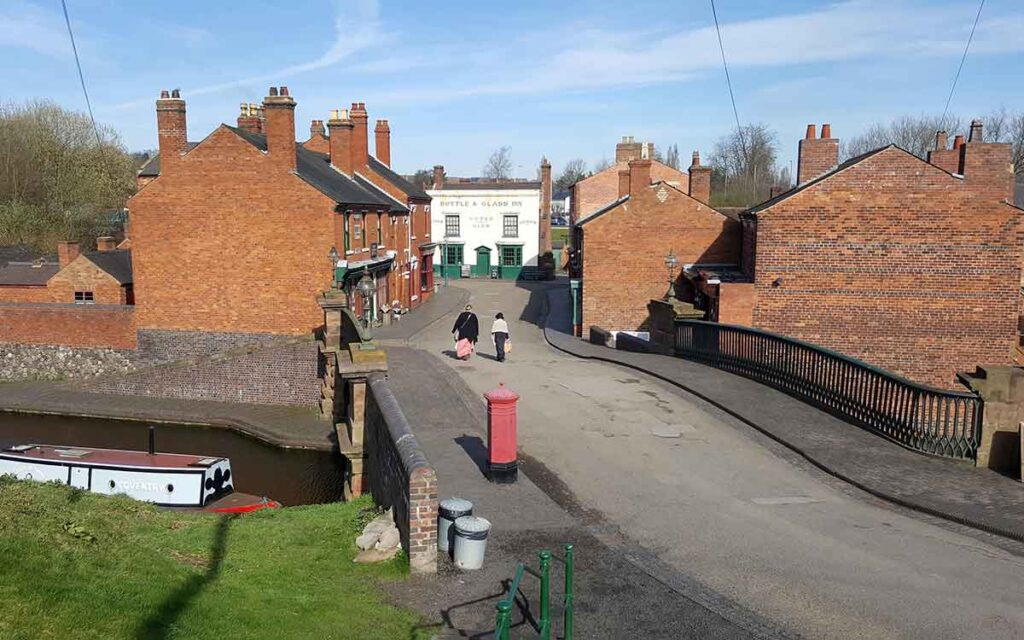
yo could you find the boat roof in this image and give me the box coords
[1,444,226,470]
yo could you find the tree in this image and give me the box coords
[555,158,588,191]
[410,168,434,191]
[0,100,135,251]
[843,114,965,160]
[664,144,681,170]
[482,146,513,180]
[593,157,612,172]
[707,123,783,207]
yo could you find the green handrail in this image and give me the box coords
[494,544,574,640]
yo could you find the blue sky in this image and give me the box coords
[3,0,1023,178]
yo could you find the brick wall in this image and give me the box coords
[0,286,51,303]
[364,373,437,574]
[84,339,319,406]
[571,160,687,228]
[750,147,1022,389]
[581,182,740,332]
[0,302,136,349]
[48,257,125,304]
[128,126,337,336]
[718,282,756,325]
[136,328,296,364]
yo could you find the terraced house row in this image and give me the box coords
[573,122,1021,389]
[0,86,435,359]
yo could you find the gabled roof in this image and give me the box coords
[744,146,892,216]
[576,196,628,226]
[368,156,430,200]
[0,245,52,267]
[137,126,394,209]
[0,260,59,285]
[84,250,133,284]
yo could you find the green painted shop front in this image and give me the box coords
[432,243,525,280]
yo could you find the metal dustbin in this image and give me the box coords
[437,497,473,554]
[453,515,491,570]
[490,266,499,279]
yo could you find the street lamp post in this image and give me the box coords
[327,246,340,290]
[663,250,679,300]
[357,271,375,329]
[442,241,449,288]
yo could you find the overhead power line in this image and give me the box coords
[940,0,985,131]
[710,0,747,162]
[60,0,101,146]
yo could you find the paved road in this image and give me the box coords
[408,279,1024,640]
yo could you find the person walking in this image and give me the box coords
[452,304,479,360]
[490,313,510,362]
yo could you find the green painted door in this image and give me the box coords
[474,247,491,277]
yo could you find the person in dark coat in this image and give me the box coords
[452,304,479,359]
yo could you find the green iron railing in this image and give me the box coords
[674,319,983,459]
[495,544,574,640]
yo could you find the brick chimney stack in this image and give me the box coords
[540,156,552,254]
[57,241,80,269]
[310,119,326,139]
[797,122,839,184]
[927,130,960,174]
[263,86,297,173]
[688,150,712,204]
[628,158,652,197]
[618,170,630,198]
[96,237,116,252]
[237,103,263,134]
[959,119,1014,202]
[616,136,643,163]
[327,109,353,174]
[432,165,445,190]
[156,89,187,173]
[350,102,369,171]
[374,119,391,166]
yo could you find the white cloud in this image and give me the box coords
[111,0,383,109]
[0,2,70,60]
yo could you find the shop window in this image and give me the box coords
[74,291,94,305]
[444,245,463,265]
[500,246,522,267]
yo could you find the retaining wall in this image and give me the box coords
[0,302,136,349]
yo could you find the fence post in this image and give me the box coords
[539,550,551,639]
[564,543,574,640]
[495,600,512,640]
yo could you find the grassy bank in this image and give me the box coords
[0,478,434,639]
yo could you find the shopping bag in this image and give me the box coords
[504,340,512,354]
[456,338,473,359]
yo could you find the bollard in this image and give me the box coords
[484,383,520,483]
[564,543,574,640]
[538,550,552,640]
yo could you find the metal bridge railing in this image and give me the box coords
[674,320,982,460]
[495,544,574,640]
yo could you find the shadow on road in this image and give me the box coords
[455,434,489,477]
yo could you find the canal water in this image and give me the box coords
[0,412,345,506]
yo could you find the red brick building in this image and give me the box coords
[130,87,423,353]
[569,137,688,232]
[687,122,1021,389]
[574,151,738,334]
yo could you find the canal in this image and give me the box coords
[0,412,345,506]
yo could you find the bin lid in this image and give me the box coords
[439,497,473,519]
[454,515,491,535]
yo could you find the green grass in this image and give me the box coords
[0,478,436,640]
[551,227,568,248]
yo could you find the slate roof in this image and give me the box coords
[85,249,133,284]
[138,126,394,209]
[576,196,628,226]
[368,156,430,200]
[0,245,52,267]
[0,260,59,286]
[353,173,409,213]
[433,181,542,191]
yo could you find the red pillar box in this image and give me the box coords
[484,383,519,483]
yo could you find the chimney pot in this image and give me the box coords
[820,123,831,139]
[969,120,984,142]
[160,90,170,99]
[280,86,289,96]
[269,86,278,97]
[171,89,180,98]
[805,124,816,140]
[953,134,965,150]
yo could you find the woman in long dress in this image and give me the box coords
[452,304,479,360]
